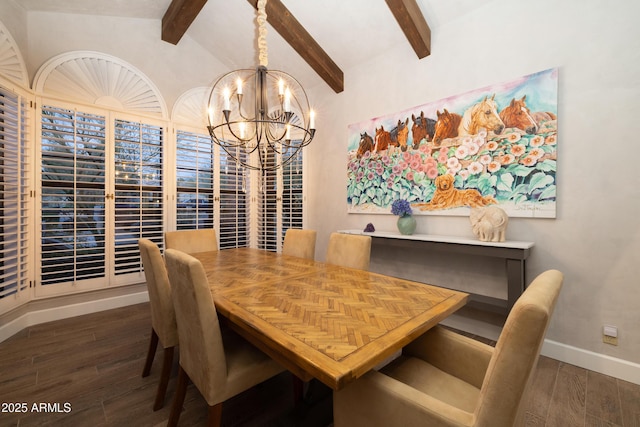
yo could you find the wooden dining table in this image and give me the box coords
[191,248,468,391]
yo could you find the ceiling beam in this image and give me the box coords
[247,0,344,93]
[385,0,431,59]
[162,0,208,45]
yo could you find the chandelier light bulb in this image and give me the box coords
[223,87,230,111]
[284,88,291,113]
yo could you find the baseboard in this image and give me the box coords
[542,339,640,386]
[0,291,149,343]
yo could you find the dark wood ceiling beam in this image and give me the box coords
[385,0,431,58]
[247,0,344,93]
[162,0,208,45]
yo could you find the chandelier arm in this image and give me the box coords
[209,124,255,148]
[235,96,254,122]
[264,123,288,142]
[220,119,260,143]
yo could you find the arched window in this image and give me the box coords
[34,51,167,295]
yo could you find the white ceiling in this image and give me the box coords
[15,0,496,91]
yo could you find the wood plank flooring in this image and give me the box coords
[0,303,638,426]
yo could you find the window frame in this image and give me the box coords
[0,81,33,314]
[35,99,169,297]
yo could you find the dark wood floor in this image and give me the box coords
[0,303,638,426]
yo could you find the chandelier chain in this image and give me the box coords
[257,0,268,67]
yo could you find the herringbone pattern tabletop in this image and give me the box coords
[191,248,468,390]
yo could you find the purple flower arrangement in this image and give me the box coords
[391,199,412,217]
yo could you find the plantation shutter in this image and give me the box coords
[257,148,303,252]
[219,148,249,249]
[40,105,106,287]
[176,130,214,230]
[282,151,303,235]
[114,119,163,276]
[0,87,30,307]
[257,152,278,251]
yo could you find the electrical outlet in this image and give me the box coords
[603,325,618,346]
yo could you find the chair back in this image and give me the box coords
[165,228,218,254]
[138,238,178,348]
[475,269,563,426]
[165,249,228,400]
[325,232,372,271]
[282,229,317,260]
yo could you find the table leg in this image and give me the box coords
[506,258,525,310]
[293,375,304,405]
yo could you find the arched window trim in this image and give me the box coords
[0,21,29,88]
[33,51,168,120]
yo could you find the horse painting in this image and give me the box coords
[458,94,505,136]
[411,111,436,148]
[357,132,374,157]
[347,67,558,218]
[499,95,538,134]
[433,109,462,145]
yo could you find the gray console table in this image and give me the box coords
[339,230,534,314]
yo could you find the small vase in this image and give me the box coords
[397,215,417,235]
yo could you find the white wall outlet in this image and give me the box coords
[603,325,618,346]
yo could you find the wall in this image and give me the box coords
[306,0,640,369]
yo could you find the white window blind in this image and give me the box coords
[41,106,106,286]
[114,119,163,275]
[282,151,304,235]
[257,148,303,252]
[219,148,249,249]
[0,87,30,302]
[258,152,278,251]
[176,130,214,230]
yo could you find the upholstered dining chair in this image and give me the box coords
[164,228,218,254]
[333,269,564,427]
[164,249,285,427]
[138,238,178,411]
[282,228,317,260]
[325,232,372,271]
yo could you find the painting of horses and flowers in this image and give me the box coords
[347,68,558,218]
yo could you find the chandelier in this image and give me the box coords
[206,0,316,174]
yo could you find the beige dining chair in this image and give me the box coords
[333,269,564,427]
[164,228,218,254]
[138,238,178,411]
[325,232,372,271]
[282,228,317,260]
[164,249,285,427]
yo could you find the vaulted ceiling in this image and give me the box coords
[161,0,431,93]
[16,0,496,93]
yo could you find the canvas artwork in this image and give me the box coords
[346,68,558,218]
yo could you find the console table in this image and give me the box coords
[339,230,534,314]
